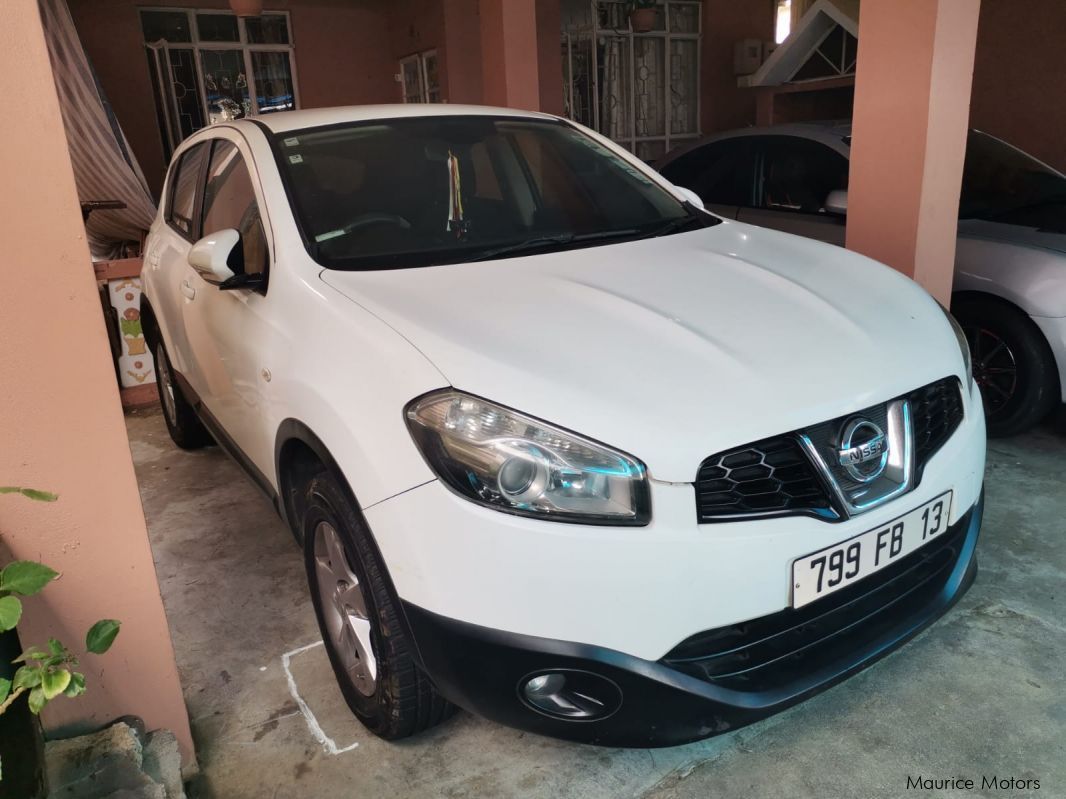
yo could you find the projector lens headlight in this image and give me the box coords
[405,390,650,525]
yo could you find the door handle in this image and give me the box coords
[180,279,196,300]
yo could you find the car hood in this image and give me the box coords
[959,218,1066,254]
[320,222,963,482]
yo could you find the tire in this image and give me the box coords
[302,472,453,739]
[951,295,1060,437]
[154,341,213,450]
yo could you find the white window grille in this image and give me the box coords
[140,7,299,158]
[399,50,442,104]
[562,0,701,162]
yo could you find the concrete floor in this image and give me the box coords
[126,407,1065,799]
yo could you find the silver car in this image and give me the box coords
[658,123,1066,436]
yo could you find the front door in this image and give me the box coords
[182,134,277,478]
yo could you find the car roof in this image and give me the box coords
[657,121,853,167]
[236,104,559,135]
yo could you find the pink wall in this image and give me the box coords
[0,1,193,766]
[389,0,446,62]
[700,0,774,134]
[971,0,1066,173]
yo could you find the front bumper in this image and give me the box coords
[365,380,986,660]
[403,494,982,746]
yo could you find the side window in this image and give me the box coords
[758,137,849,214]
[201,140,269,276]
[659,139,757,207]
[166,142,209,237]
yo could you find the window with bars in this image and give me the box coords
[399,50,442,104]
[140,8,298,159]
[561,0,701,162]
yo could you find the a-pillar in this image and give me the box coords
[846,0,981,305]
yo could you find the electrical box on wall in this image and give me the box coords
[734,38,764,76]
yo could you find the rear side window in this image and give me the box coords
[659,139,757,207]
[201,141,269,276]
[166,142,209,237]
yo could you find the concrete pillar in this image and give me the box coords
[479,0,540,110]
[0,2,193,767]
[443,0,484,104]
[845,0,981,305]
[535,0,565,115]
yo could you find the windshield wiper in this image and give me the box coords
[635,214,708,240]
[469,229,640,262]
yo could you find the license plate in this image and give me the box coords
[791,491,952,608]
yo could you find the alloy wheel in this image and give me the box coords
[313,521,377,696]
[965,325,1018,417]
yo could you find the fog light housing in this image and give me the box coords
[519,670,622,721]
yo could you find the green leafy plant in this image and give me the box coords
[0,488,120,718]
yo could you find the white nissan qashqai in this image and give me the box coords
[142,105,986,746]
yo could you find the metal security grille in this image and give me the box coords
[561,0,701,162]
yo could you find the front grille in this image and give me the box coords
[663,505,974,692]
[695,437,836,522]
[910,377,965,464]
[694,377,965,522]
[803,401,891,496]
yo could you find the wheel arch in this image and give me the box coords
[140,293,161,355]
[275,419,351,542]
[950,289,1058,362]
[274,419,427,667]
[951,288,1063,426]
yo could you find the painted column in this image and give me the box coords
[443,0,484,104]
[479,0,541,110]
[846,0,981,305]
[0,1,194,767]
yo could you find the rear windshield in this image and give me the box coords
[274,116,706,270]
[960,131,1066,226]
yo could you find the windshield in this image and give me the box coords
[960,131,1066,226]
[275,116,709,269]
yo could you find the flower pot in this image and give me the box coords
[228,0,263,17]
[0,630,46,799]
[125,336,147,356]
[629,7,656,32]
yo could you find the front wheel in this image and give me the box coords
[952,296,1060,437]
[302,473,453,739]
[154,341,212,449]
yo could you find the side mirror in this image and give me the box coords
[188,229,239,285]
[825,189,848,216]
[673,185,705,211]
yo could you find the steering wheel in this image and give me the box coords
[342,213,412,234]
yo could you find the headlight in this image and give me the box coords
[940,304,972,381]
[405,390,650,525]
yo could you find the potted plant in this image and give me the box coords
[627,0,658,32]
[0,487,120,797]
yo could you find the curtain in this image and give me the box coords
[38,0,157,259]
